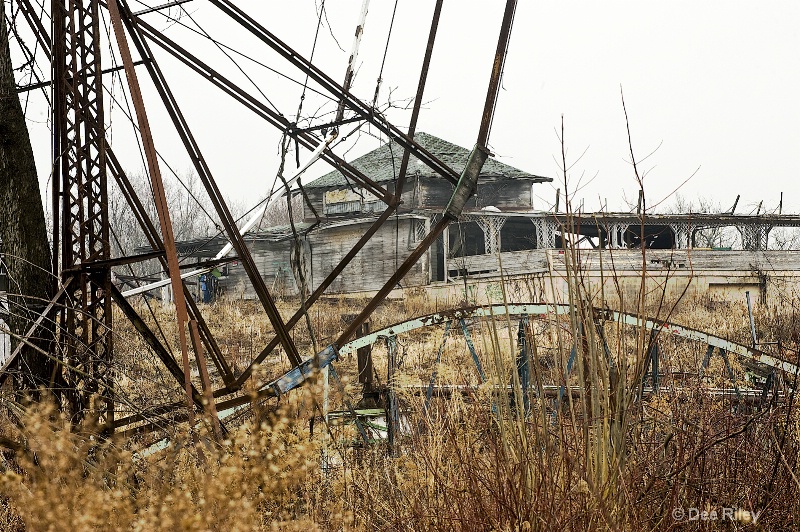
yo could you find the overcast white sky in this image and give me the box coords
[13,1,800,219]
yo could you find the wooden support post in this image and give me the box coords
[356,321,373,389]
[386,335,399,453]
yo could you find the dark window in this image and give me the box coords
[500,217,537,252]
[624,225,675,249]
[449,221,485,257]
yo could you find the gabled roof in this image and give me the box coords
[305,132,550,188]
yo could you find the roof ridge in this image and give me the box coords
[304,132,548,188]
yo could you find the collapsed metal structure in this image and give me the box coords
[8,1,798,444]
[345,303,796,438]
[6,0,521,435]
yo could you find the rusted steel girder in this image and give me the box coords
[16,0,51,60]
[0,281,71,374]
[18,61,148,93]
[107,0,203,428]
[477,0,517,147]
[52,0,114,426]
[109,285,204,410]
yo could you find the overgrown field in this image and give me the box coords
[2,279,800,530]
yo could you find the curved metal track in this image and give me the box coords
[336,303,799,376]
[134,302,795,454]
[126,302,799,440]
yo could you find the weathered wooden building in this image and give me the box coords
[173,133,800,305]
[177,132,551,298]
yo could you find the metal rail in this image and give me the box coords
[337,303,799,376]
[119,301,797,435]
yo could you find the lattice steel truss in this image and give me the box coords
[52,0,113,425]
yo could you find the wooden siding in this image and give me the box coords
[452,250,549,279]
[205,218,431,298]
[419,176,532,210]
[308,219,428,293]
[214,240,297,299]
[549,249,800,272]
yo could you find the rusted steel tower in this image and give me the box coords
[51,0,114,425]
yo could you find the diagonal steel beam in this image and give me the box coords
[132,17,393,204]
[110,285,204,409]
[477,0,517,147]
[52,0,114,426]
[114,0,302,367]
[209,0,461,186]
[16,0,51,60]
[1,280,70,374]
[107,0,198,425]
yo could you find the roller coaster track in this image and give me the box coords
[337,303,800,376]
[134,302,797,454]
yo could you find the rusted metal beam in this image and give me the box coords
[336,142,487,346]
[107,0,196,426]
[336,215,450,347]
[232,207,398,388]
[52,0,114,426]
[17,61,149,93]
[185,291,234,385]
[109,285,204,409]
[188,320,222,441]
[1,280,71,374]
[477,0,517,147]
[16,0,51,60]
[61,250,165,273]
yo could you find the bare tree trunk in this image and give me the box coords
[0,1,55,397]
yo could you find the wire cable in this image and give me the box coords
[131,0,337,104]
[371,0,398,108]
[295,0,325,122]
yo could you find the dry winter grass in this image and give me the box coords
[2,259,800,530]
